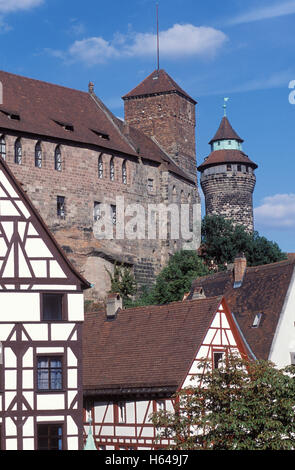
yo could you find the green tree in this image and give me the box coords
[152,355,295,450]
[106,263,137,305]
[201,215,286,269]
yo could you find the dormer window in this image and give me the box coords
[252,313,262,328]
[0,108,20,121]
[53,120,74,132]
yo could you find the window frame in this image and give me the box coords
[122,160,127,185]
[110,157,115,181]
[37,423,64,451]
[14,138,22,165]
[0,135,6,160]
[98,155,103,179]
[37,355,63,392]
[41,292,67,322]
[35,141,42,168]
[57,195,66,219]
[54,145,62,172]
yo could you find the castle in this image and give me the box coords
[0,68,257,300]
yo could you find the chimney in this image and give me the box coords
[106,293,122,319]
[233,253,247,288]
[191,287,206,300]
[88,81,95,94]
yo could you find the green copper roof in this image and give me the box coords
[84,419,97,451]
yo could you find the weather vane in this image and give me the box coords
[223,97,230,117]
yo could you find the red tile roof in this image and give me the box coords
[0,70,195,184]
[198,149,258,171]
[83,296,222,394]
[122,69,197,104]
[209,116,243,144]
[191,259,295,360]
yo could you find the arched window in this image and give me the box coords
[98,155,103,179]
[55,145,62,171]
[122,160,127,184]
[14,138,22,165]
[0,135,6,160]
[110,157,115,181]
[35,141,42,168]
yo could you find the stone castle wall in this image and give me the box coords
[3,132,200,300]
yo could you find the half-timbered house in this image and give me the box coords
[0,157,90,450]
[82,294,250,450]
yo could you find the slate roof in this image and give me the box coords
[209,116,243,144]
[122,69,197,104]
[191,259,295,360]
[83,296,222,395]
[198,149,258,171]
[0,69,195,184]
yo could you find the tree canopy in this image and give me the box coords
[152,355,295,450]
[201,215,286,270]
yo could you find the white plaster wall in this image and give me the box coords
[269,268,295,368]
[0,293,39,322]
[67,293,84,321]
[37,394,65,410]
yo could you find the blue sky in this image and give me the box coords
[0,0,295,252]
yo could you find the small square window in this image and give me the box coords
[213,351,224,369]
[37,424,63,450]
[42,293,64,321]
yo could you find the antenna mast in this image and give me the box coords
[157,3,160,71]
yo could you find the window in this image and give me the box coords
[14,138,22,165]
[0,136,6,160]
[37,424,63,450]
[156,400,165,411]
[237,164,241,172]
[228,140,231,145]
[42,293,64,321]
[118,402,126,423]
[147,178,154,192]
[252,313,262,328]
[93,201,101,221]
[213,351,224,369]
[35,141,42,168]
[98,155,103,179]
[122,160,127,184]
[54,146,62,171]
[227,164,232,171]
[57,196,65,218]
[110,157,115,181]
[111,204,116,225]
[37,357,63,391]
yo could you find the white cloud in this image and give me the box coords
[229,1,295,25]
[55,23,227,66]
[254,194,295,228]
[0,0,44,13]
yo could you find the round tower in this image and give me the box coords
[198,108,258,233]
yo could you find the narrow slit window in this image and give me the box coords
[93,201,101,221]
[213,351,224,369]
[252,313,262,328]
[55,146,62,171]
[111,204,116,226]
[14,138,22,165]
[0,136,6,160]
[98,155,103,179]
[35,141,42,168]
[110,158,115,181]
[122,160,127,184]
[57,196,65,219]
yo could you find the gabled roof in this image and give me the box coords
[198,149,258,171]
[0,156,90,290]
[122,69,197,104]
[209,116,243,144]
[83,296,223,394]
[190,259,295,360]
[0,70,195,184]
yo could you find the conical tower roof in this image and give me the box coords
[209,116,243,145]
[122,69,197,104]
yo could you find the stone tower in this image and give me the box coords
[122,69,197,180]
[198,114,258,232]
